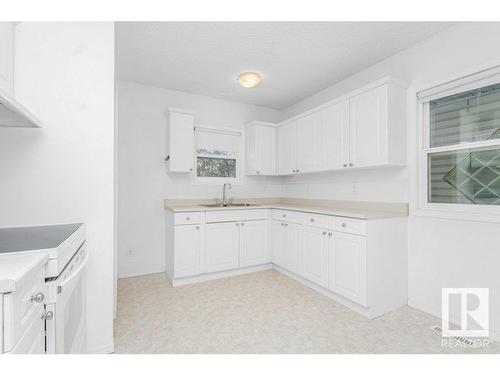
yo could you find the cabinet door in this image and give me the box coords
[167,111,194,173]
[245,124,258,175]
[328,232,367,306]
[174,224,201,278]
[302,226,329,288]
[0,22,14,94]
[321,101,350,170]
[286,223,303,275]
[239,220,270,267]
[297,113,320,173]
[277,121,297,175]
[205,222,239,273]
[271,220,286,268]
[256,126,277,175]
[8,310,45,354]
[349,85,388,168]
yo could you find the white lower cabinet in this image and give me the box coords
[239,220,270,267]
[174,225,201,278]
[271,221,303,274]
[271,221,286,268]
[328,232,367,306]
[302,226,329,289]
[205,222,240,273]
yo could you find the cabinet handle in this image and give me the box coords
[196,226,200,230]
[296,169,300,173]
[328,232,332,237]
[282,214,286,217]
[343,163,347,168]
[31,292,44,303]
[310,218,315,222]
[41,311,53,320]
[186,217,190,221]
[323,231,327,235]
[241,222,244,226]
[349,163,354,167]
[341,223,347,228]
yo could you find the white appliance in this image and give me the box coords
[0,223,87,354]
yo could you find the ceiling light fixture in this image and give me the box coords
[238,72,262,88]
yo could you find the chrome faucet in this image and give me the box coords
[222,183,232,205]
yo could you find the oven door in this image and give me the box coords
[46,243,88,354]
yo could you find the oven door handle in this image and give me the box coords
[57,250,89,293]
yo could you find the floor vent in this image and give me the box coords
[430,325,475,346]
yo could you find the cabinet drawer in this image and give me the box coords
[329,216,366,236]
[205,209,268,223]
[3,265,46,352]
[303,213,329,229]
[271,209,304,224]
[174,212,201,225]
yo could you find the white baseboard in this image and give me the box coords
[171,263,273,286]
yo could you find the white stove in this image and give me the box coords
[0,223,88,353]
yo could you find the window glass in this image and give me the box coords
[430,83,500,148]
[196,149,237,178]
[428,146,500,205]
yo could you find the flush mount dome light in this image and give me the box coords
[238,72,262,88]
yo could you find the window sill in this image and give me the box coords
[411,206,500,224]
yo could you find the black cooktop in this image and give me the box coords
[0,223,82,254]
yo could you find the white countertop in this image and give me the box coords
[164,200,408,220]
[0,252,48,293]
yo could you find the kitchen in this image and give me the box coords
[1,15,500,365]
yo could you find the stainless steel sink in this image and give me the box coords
[199,203,260,208]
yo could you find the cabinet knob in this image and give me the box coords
[186,217,190,221]
[310,218,315,222]
[323,231,327,235]
[349,163,354,167]
[189,168,193,171]
[196,226,200,230]
[31,292,44,304]
[41,311,54,320]
[343,164,347,167]
[282,214,286,217]
[241,222,244,226]
[341,223,347,228]
[256,171,260,174]
[328,232,332,237]
[296,169,300,173]
[236,223,239,226]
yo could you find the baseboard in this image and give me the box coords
[171,263,273,286]
[87,341,115,354]
[272,265,377,319]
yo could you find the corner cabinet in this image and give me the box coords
[275,78,406,175]
[245,121,277,176]
[165,107,195,173]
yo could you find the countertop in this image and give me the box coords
[164,199,408,220]
[0,252,48,293]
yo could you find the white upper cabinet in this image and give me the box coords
[165,107,195,173]
[0,22,14,94]
[272,77,406,175]
[277,120,297,175]
[245,121,277,176]
[320,100,350,170]
[296,111,321,173]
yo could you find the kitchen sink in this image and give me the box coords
[199,203,261,208]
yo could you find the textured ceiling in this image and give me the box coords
[116,22,453,109]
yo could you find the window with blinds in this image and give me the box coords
[426,82,500,205]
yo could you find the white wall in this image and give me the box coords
[282,22,500,339]
[0,23,115,353]
[117,80,283,278]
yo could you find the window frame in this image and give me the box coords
[416,65,500,223]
